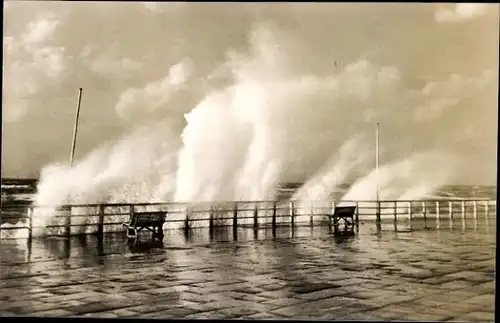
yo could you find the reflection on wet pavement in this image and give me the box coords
[0,218,496,321]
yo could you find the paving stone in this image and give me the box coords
[421,275,460,285]
[358,281,390,289]
[399,268,435,279]
[6,292,56,302]
[183,310,230,319]
[263,297,304,309]
[365,308,409,320]
[290,282,340,294]
[148,306,196,318]
[402,312,453,321]
[456,311,495,322]
[30,309,75,316]
[125,304,172,314]
[258,282,287,291]
[223,291,269,303]
[438,279,476,290]
[142,286,188,295]
[270,304,307,317]
[65,299,136,315]
[242,312,287,319]
[218,306,259,318]
[101,308,139,317]
[0,224,495,320]
[464,293,494,304]
[294,287,350,301]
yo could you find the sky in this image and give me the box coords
[1,2,499,185]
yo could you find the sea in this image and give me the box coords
[0,178,497,226]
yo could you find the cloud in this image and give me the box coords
[115,58,194,119]
[79,44,142,78]
[435,3,490,23]
[21,14,61,47]
[413,70,495,121]
[3,12,68,122]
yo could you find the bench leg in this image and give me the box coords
[157,226,164,238]
[127,227,137,239]
[333,217,339,226]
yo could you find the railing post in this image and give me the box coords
[209,205,214,230]
[290,201,295,227]
[448,201,453,220]
[253,205,258,231]
[408,201,412,223]
[65,206,72,237]
[27,207,33,240]
[185,206,190,231]
[309,201,314,226]
[461,200,465,220]
[331,201,336,227]
[435,201,440,224]
[97,204,104,236]
[422,201,427,222]
[129,204,134,219]
[272,201,277,228]
[355,201,359,224]
[376,201,381,223]
[484,201,490,226]
[233,203,238,229]
[393,201,397,223]
[128,204,135,235]
[472,200,478,229]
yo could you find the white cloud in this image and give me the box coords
[89,55,142,77]
[79,43,143,78]
[21,15,61,47]
[3,13,68,122]
[115,59,194,119]
[33,46,66,78]
[413,70,494,122]
[435,3,491,23]
[2,99,29,123]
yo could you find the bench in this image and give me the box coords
[123,211,167,239]
[331,206,357,227]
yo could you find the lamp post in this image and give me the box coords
[70,88,83,167]
[375,123,380,222]
[376,122,380,201]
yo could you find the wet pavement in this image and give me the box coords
[0,217,496,321]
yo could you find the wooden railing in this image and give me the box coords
[0,198,496,239]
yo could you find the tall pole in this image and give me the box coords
[375,122,380,222]
[375,122,380,201]
[70,88,83,167]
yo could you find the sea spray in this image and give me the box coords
[31,121,180,235]
[26,22,462,234]
[292,133,373,207]
[339,151,458,217]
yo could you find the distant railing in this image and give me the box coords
[0,198,496,239]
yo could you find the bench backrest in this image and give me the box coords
[131,212,167,226]
[333,206,357,217]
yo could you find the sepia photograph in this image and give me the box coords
[1,1,498,321]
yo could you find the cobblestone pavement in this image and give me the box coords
[0,217,496,321]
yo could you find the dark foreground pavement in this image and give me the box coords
[0,218,496,321]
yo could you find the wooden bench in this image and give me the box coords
[123,211,167,239]
[331,206,357,227]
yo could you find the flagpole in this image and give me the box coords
[70,88,83,167]
[376,122,380,201]
[375,122,380,222]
